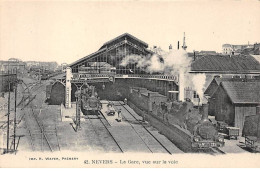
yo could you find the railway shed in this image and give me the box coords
[47,33,179,106]
[209,80,260,131]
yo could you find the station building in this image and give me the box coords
[48,33,179,105]
[70,33,153,74]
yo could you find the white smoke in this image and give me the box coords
[120,49,191,74]
[191,73,206,101]
[120,49,207,101]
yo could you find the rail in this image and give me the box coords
[96,111,124,153]
[116,101,172,154]
[110,101,153,153]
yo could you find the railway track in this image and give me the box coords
[22,80,60,152]
[108,101,172,154]
[211,147,225,154]
[83,111,124,153]
[114,101,226,155]
[0,80,42,111]
[116,101,226,155]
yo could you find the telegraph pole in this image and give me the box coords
[13,68,17,151]
[6,62,10,153]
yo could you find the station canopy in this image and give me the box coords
[69,33,154,75]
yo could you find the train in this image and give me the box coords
[80,85,102,115]
[129,87,224,150]
[161,101,225,149]
[187,103,224,148]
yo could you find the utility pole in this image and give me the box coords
[13,68,17,151]
[75,88,81,132]
[6,62,10,153]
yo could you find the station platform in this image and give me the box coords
[60,103,85,122]
[219,136,250,153]
[100,100,183,154]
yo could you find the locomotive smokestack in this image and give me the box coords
[169,44,172,51]
[257,106,260,141]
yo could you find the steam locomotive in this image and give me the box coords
[162,101,224,149]
[188,104,225,149]
[129,87,224,150]
[80,86,102,115]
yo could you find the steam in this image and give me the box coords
[192,74,206,101]
[120,49,207,101]
[120,49,191,74]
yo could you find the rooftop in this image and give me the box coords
[101,33,148,49]
[191,55,260,73]
[204,77,260,97]
[220,81,260,104]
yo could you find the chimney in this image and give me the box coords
[257,106,260,141]
[177,41,180,50]
[182,32,187,50]
[200,103,209,123]
[178,71,184,101]
[169,44,172,51]
[193,51,196,61]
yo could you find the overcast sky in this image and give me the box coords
[1,0,260,64]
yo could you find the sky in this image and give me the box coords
[0,0,260,65]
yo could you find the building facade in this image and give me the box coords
[222,43,255,55]
[0,58,26,74]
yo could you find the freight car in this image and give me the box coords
[242,106,260,152]
[81,86,102,115]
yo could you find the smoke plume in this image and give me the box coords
[120,49,207,101]
[191,73,206,101]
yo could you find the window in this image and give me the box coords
[193,91,199,98]
[232,75,241,79]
